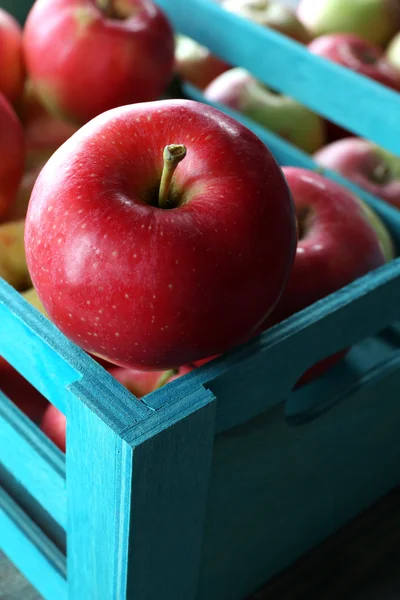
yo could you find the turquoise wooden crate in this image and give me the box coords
[2,1,400,599]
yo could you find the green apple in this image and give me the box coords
[386,31,400,70]
[223,0,312,44]
[297,0,400,47]
[204,67,326,153]
[174,35,230,89]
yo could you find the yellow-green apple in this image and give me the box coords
[297,0,400,47]
[223,0,312,44]
[174,35,230,90]
[24,99,296,370]
[0,219,31,291]
[23,0,176,124]
[0,9,24,105]
[386,31,400,70]
[262,167,394,386]
[315,138,400,210]
[308,34,400,91]
[0,93,24,219]
[204,67,326,153]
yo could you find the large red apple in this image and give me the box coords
[174,35,230,90]
[25,99,296,371]
[0,9,24,105]
[0,93,25,219]
[315,138,400,210]
[23,0,176,124]
[308,34,400,91]
[262,167,392,386]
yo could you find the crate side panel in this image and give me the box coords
[157,0,400,154]
[0,391,66,528]
[67,385,216,600]
[0,487,67,600]
[198,367,400,600]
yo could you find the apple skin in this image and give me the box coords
[175,35,230,90]
[23,0,176,124]
[0,93,25,219]
[40,404,66,452]
[308,34,400,91]
[262,167,391,387]
[315,138,400,211]
[25,99,296,371]
[0,9,24,105]
[297,0,400,47]
[0,219,31,291]
[204,68,326,153]
[223,0,312,44]
[386,31,400,71]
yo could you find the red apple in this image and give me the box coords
[262,168,391,386]
[222,0,312,44]
[25,99,296,371]
[308,34,400,91]
[23,0,176,124]
[0,9,24,105]
[204,67,326,153]
[0,93,25,219]
[40,403,66,452]
[0,359,49,423]
[175,35,230,90]
[315,138,400,210]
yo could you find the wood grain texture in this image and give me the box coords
[67,383,216,600]
[0,391,66,529]
[156,0,400,155]
[0,488,66,600]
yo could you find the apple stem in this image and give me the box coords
[155,368,179,390]
[158,144,187,209]
[97,0,114,17]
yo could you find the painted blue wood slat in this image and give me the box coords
[184,83,400,249]
[0,390,66,529]
[156,0,400,155]
[0,279,151,426]
[198,365,400,600]
[0,487,67,600]
[145,258,400,431]
[67,383,216,600]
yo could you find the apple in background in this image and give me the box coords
[25,99,296,371]
[222,0,312,44]
[40,404,65,452]
[0,93,24,220]
[262,167,393,387]
[108,364,192,397]
[0,219,31,291]
[308,34,400,91]
[386,31,400,71]
[3,164,43,222]
[315,138,400,211]
[204,68,326,153]
[0,359,49,423]
[23,0,176,125]
[297,0,400,47]
[19,81,80,171]
[0,9,24,105]
[175,35,230,90]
